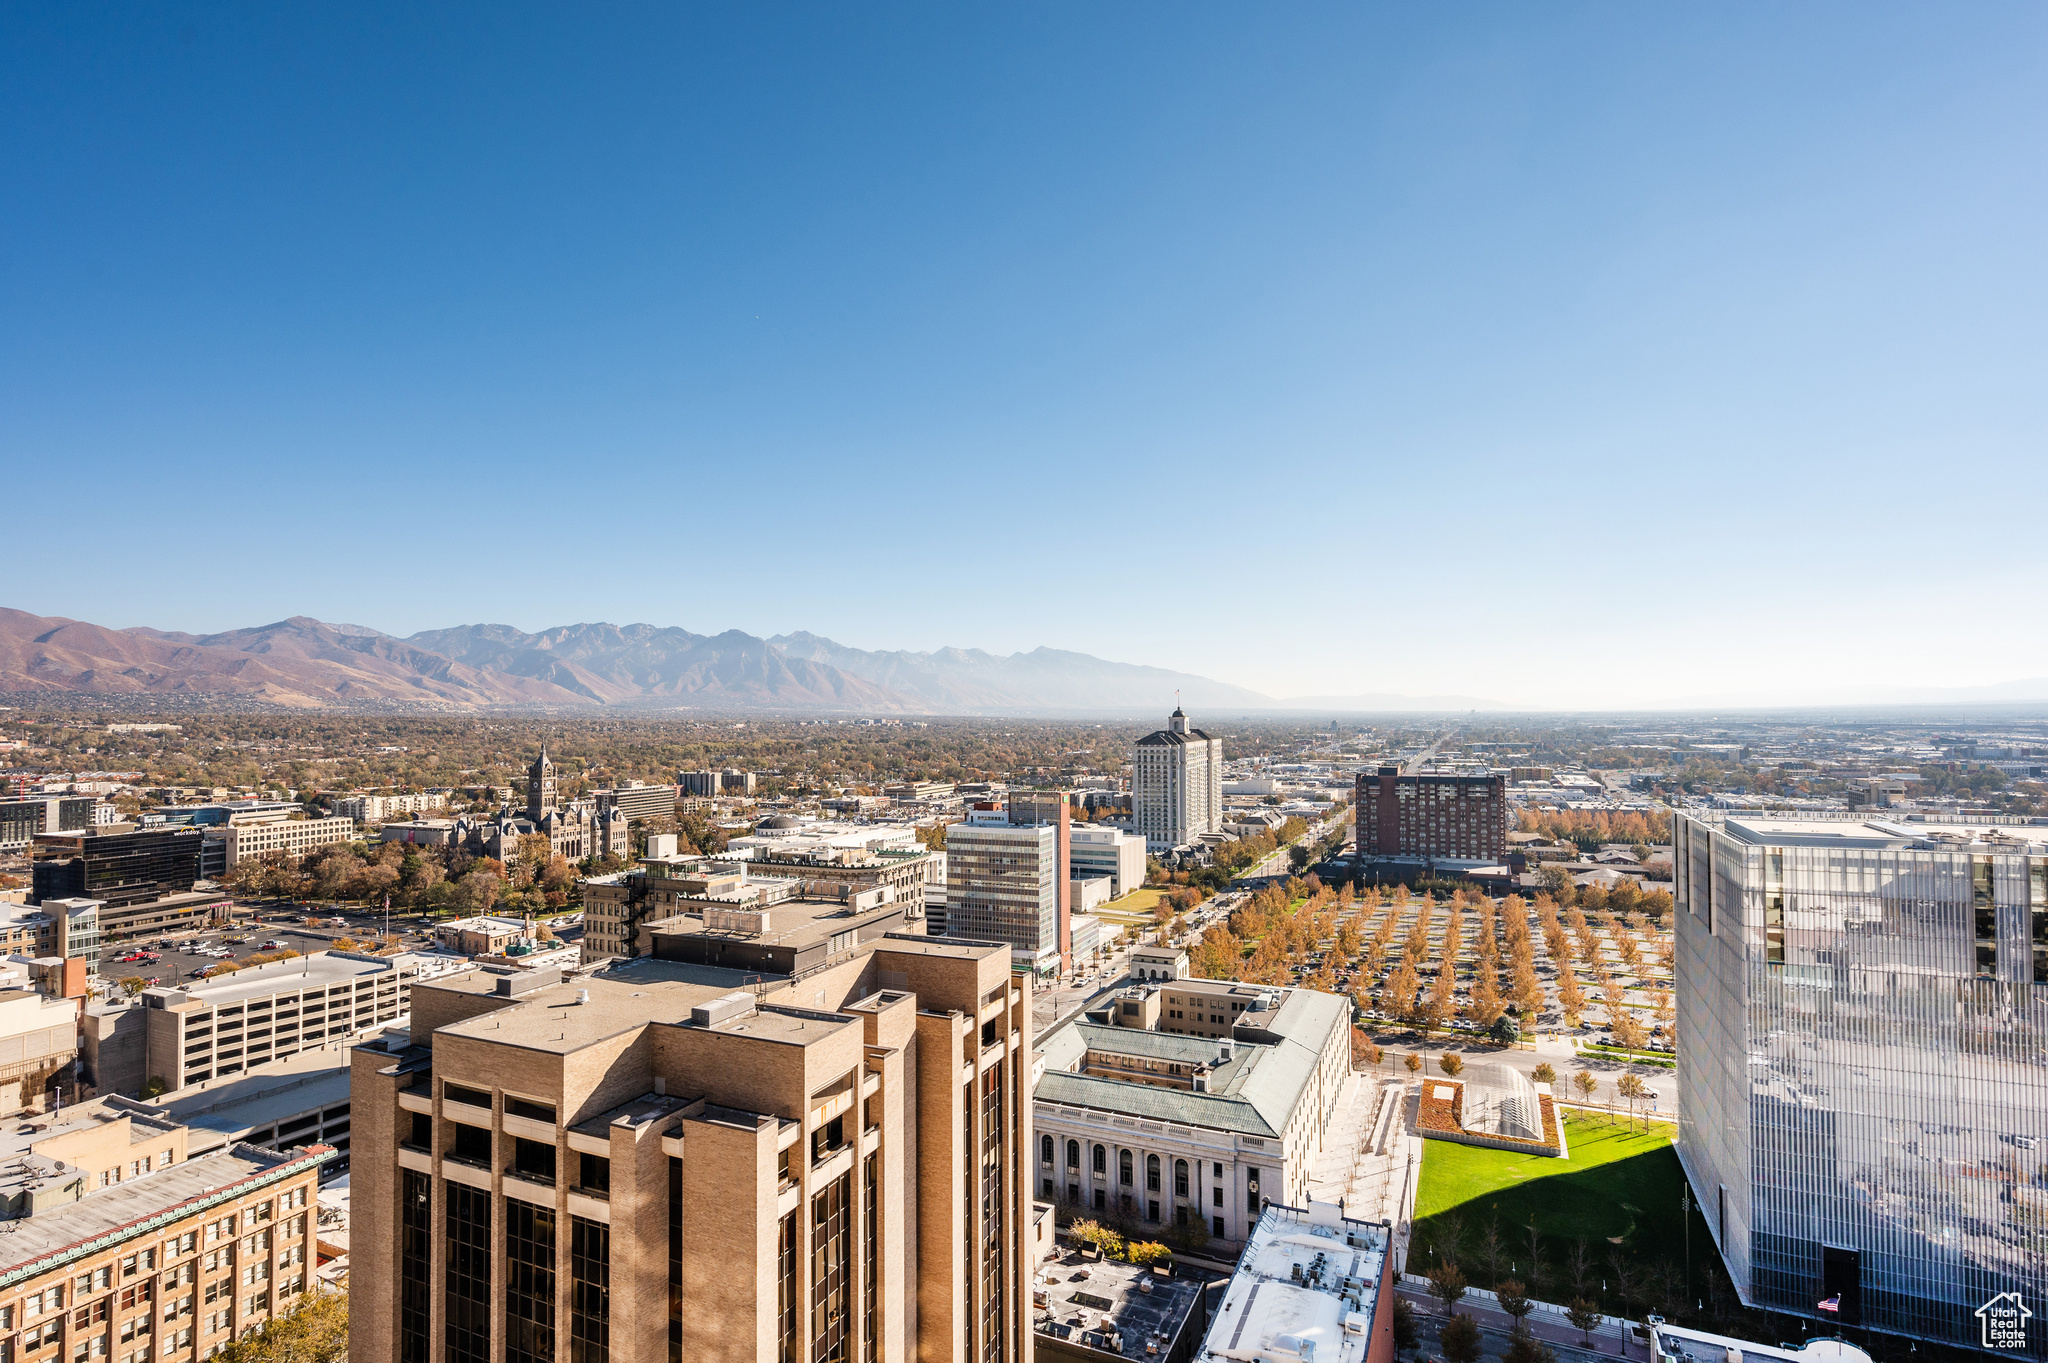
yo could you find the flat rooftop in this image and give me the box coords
[146,951,421,1009]
[1196,1203,1391,1363]
[1651,1323,1873,1363]
[0,1145,327,1284]
[0,1100,180,1194]
[644,895,901,953]
[1712,813,2048,853]
[1033,1245,1205,1359]
[155,1050,354,1154]
[426,968,815,1055]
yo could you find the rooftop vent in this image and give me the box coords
[689,991,757,1028]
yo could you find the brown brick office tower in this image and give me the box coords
[350,903,1033,1363]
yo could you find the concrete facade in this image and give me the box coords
[350,918,1035,1363]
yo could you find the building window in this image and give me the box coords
[667,1158,683,1363]
[863,1153,879,1363]
[777,1212,800,1363]
[445,1184,491,1363]
[1066,1140,1079,1169]
[811,1173,851,1363]
[1174,1159,1189,1197]
[1146,1154,1160,1192]
[505,1200,555,1363]
[511,1138,556,1184]
[1040,1135,1053,1166]
[569,1217,609,1363]
[399,1171,429,1363]
[1091,1144,1105,1175]
[1118,1150,1133,1186]
[578,1152,610,1196]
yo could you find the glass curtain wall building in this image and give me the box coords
[1675,812,2048,1357]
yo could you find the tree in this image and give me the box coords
[1532,1062,1557,1086]
[1538,864,1576,902]
[218,1288,347,1363]
[1489,1014,1519,1046]
[141,1076,169,1100]
[1617,1073,1651,1130]
[1566,1298,1602,1347]
[1403,1052,1422,1073]
[1612,1009,1649,1052]
[1351,1029,1382,1069]
[1439,1313,1483,1363]
[1392,1298,1418,1359]
[1505,1333,1558,1363]
[1438,1052,1464,1078]
[1496,1279,1534,1333]
[1571,1069,1598,1106]
[1128,1241,1171,1268]
[119,976,147,997]
[1426,1259,1468,1315]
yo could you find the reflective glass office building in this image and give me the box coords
[1676,812,2048,1356]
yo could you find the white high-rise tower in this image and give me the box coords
[1132,706,1223,854]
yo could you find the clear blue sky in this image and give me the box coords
[5,4,2045,707]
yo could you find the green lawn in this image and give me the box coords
[1098,888,1167,922]
[1414,1115,1693,1296]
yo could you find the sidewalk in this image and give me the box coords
[1401,1285,1647,1363]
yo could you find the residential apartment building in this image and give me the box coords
[0,796,95,852]
[946,802,1070,974]
[1067,825,1145,899]
[139,952,425,1091]
[0,1097,328,1363]
[1033,982,1349,1248]
[1352,767,1506,864]
[1674,811,2048,1355]
[221,813,356,869]
[331,793,447,823]
[1133,710,1222,854]
[593,782,677,825]
[349,907,1034,1363]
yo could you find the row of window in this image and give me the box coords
[1037,1138,1261,1207]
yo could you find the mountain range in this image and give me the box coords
[0,609,1287,714]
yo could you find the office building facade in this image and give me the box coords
[1067,826,1145,899]
[946,802,1069,974]
[1352,768,1505,863]
[1675,811,2048,1356]
[349,915,1034,1363]
[30,828,204,909]
[1133,710,1222,854]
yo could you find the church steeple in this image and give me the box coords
[526,746,557,820]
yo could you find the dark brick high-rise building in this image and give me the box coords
[1353,766,1507,862]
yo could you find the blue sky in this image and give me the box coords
[4,4,2045,707]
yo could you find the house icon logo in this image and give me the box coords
[1976,1292,2032,1350]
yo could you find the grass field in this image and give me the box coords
[1413,1114,1698,1299]
[1097,888,1167,924]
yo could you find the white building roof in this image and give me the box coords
[1196,1202,1390,1363]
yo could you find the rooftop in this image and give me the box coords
[144,951,422,1009]
[1701,811,2048,854]
[1650,1322,1873,1363]
[1195,1202,1391,1363]
[0,1144,331,1286]
[1033,1244,1206,1359]
[1036,988,1347,1140]
[153,1050,355,1156]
